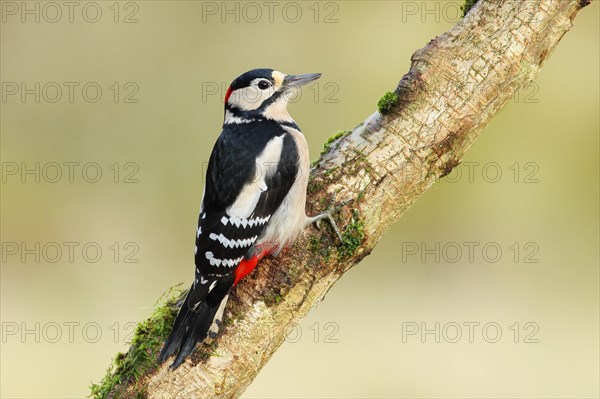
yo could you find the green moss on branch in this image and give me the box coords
[90,287,184,399]
[337,211,365,260]
[321,130,350,156]
[461,0,479,17]
[377,91,399,114]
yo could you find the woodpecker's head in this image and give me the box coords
[223,68,321,124]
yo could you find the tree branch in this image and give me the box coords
[91,0,592,397]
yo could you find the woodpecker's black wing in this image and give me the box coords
[159,120,300,368]
[192,121,300,302]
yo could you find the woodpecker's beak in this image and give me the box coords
[283,73,321,88]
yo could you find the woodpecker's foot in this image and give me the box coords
[307,194,350,242]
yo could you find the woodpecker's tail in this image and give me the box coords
[158,284,231,369]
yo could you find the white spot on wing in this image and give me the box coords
[208,280,217,292]
[209,233,258,249]
[217,215,271,230]
[205,251,243,268]
[205,251,221,267]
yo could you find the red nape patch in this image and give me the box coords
[234,250,270,286]
[224,86,233,104]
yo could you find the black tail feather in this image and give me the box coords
[170,301,220,368]
[157,289,192,364]
[158,280,232,369]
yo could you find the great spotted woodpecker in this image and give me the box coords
[158,68,340,369]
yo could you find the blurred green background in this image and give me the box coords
[1,1,598,398]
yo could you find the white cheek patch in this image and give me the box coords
[229,87,263,110]
[229,80,277,111]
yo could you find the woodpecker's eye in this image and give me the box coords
[257,80,271,90]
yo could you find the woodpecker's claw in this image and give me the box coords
[310,212,343,242]
[307,194,350,242]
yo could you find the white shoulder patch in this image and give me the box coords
[226,135,284,218]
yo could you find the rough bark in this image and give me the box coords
[101,0,592,397]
